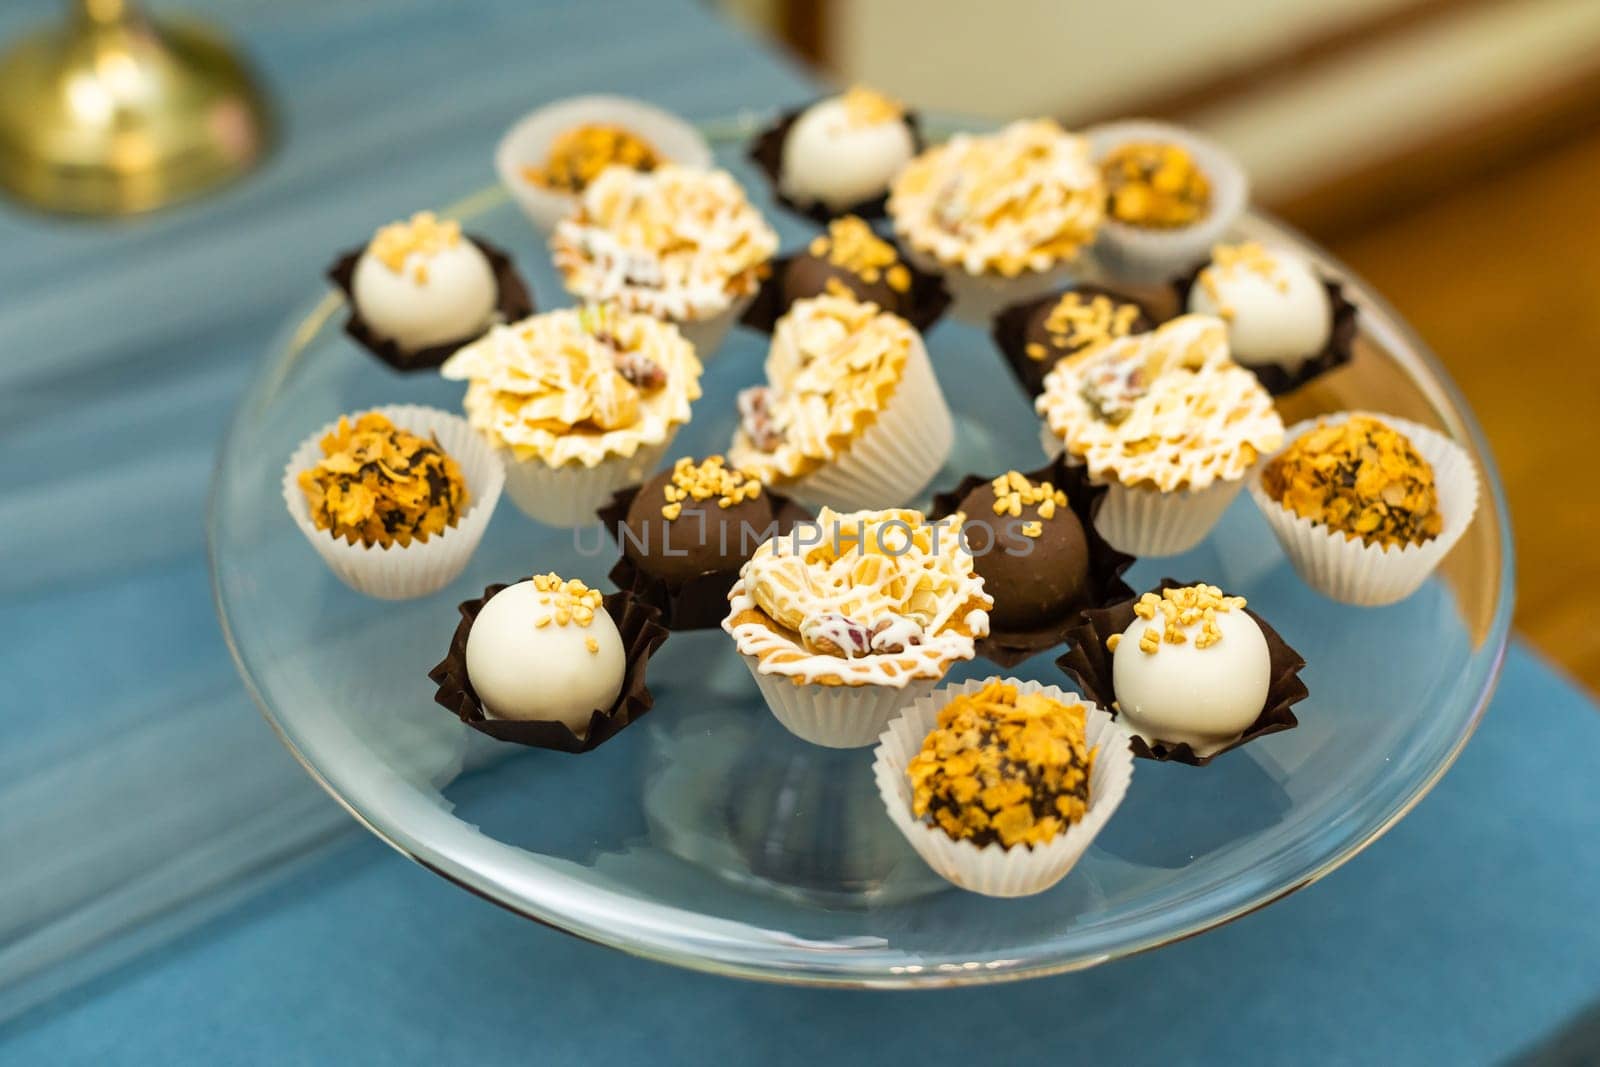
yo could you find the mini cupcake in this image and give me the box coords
[1249,412,1479,606]
[282,406,504,599]
[1037,313,1283,556]
[873,677,1133,897]
[930,460,1135,667]
[748,86,921,222]
[495,94,712,233]
[1057,580,1308,765]
[429,574,669,752]
[597,455,812,631]
[440,305,702,527]
[550,164,778,359]
[741,215,950,333]
[1083,120,1249,283]
[888,119,1105,323]
[328,212,534,372]
[991,284,1156,398]
[728,293,953,512]
[1179,241,1358,396]
[722,507,992,748]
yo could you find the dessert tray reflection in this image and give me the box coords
[210,96,1510,986]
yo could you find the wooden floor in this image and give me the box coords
[1315,131,1600,693]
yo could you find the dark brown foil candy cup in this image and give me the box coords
[747,102,924,224]
[429,583,669,752]
[931,457,1137,668]
[328,235,534,373]
[1056,577,1308,766]
[739,241,951,335]
[1172,266,1357,397]
[991,284,1158,399]
[596,484,813,631]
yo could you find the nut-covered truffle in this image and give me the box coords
[296,411,468,547]
[908,679,1093,848]
[1100,141,1211,228]
[956,470,1091,631]
[1261,415,1444,548]
[522,123,660,192]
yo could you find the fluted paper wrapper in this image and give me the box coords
[282,405,505,600]
[1056,578,1308,765]
[503,437,673,528]
[784,332,953,512]
[1247,412,1480,606]
[673,294,752,363]
[1040,425,1245,556]
[906,242,1083,326]
[429,584,669,752]
[1084,120,1249,284]
[740,656,935,749]
[327,237,533,373]
[873,678,1133,897]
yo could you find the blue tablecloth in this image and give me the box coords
[2,1,1597,1063]
[3,643,1597,1065]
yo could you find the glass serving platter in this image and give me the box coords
[209,115,1513,987]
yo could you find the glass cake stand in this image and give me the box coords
[209,115,1513,987]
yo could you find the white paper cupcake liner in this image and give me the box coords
[1083,120,1249,285]
[502,435,674,528]
[282,405,505,600]
[741,654,935,749]
[1248,411,1481,606]
[903,243,1086,325]
[495,95,712,233]
[1038,423,1244,556]
[784,331,954,512]
[673,293,752,363]
[873,677,1134,897]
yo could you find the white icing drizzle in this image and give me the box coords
[1036,314,1283,492]
[721,507,991,687]
[440,306,702,468]
[551,164,778,321]
[726,294,915,482]
[888,119,1104,277]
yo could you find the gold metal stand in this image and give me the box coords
[0,0,273,217]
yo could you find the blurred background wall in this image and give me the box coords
[723,0,1600,692]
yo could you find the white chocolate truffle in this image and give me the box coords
[780,87,915,212]
[1188,242,1330,372]
[464,576,625,735]
[352,212,497,353]
[1110,586,1270,757]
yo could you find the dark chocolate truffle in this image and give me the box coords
[957,470,1091,631]
[993,286,1154,397]
[782,216,916,313]
[621,456,776,586]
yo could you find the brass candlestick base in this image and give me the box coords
[0,1,273,217]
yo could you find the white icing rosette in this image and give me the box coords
[282,404,505,600]
[1248,411,1480,606]
[782,330,953,512]
[873,678,1134,898]
[1083,119,1249,284]
[494,95,711,233]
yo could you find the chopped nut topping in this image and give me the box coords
[807,216,913,294]
[908,680,1094,848]
[523,124,660,193]
[1197,241,1290,320]
[1261,415,1444,548]
[1101,141,1211,228]
[1028,291,1144,361]
[529,573,604,630]
[367,212,462,275]
[1109,584,1246,655]
[986,470,1069,538]
[660,455,763,519]
[297,412,468,548]
[839,85,905,127]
